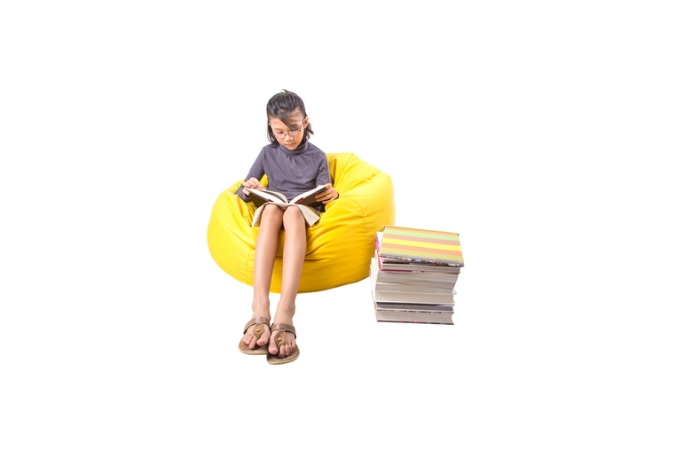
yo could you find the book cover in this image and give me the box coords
[375,314,454,325]
[371,288,457,304]
[379,259,462,274]
[375,233,462,274]
[374,268,459,284]
[376,319,454,325]
[379,226,464,266]
[375,303,454,312]
[371,292,455,324]
[375,281,456,294]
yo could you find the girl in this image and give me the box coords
[235,90,339,364]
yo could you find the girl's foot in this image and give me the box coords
[268,307,296,358]
[241,317,271,350]
[241,302,271,351]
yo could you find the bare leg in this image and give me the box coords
[268,207,306,358]
[242,206,283,350]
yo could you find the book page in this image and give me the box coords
[248,188,288,205]
[290,185,327,205]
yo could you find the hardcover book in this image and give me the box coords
[379,259,462,274]
[369,258,456,305]
[379,226,464,266]
[371,249,459,289]
[375,233,462,275]
[372,294,455,325]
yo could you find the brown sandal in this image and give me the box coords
[238,317,271,355]
[266,323,300,365]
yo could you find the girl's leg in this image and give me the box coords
[242,205,283,350]
[269,207,306,358]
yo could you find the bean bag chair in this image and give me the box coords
[207,152,395,293]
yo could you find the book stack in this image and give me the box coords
[369,225,464,325]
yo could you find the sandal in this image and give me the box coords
[238,317,271,355]
[267,323,300,365]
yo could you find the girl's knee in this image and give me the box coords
[261,205,283,225]
[262,205,283,218]
[283,207,305,226]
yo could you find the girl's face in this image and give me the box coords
[269,110,308,151]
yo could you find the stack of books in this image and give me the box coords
[369,225,464,325]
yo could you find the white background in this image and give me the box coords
[1,1,674,448]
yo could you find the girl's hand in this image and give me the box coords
[317,183,339,204]
[242,177,264,196]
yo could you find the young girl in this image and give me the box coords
[235,89,339,364]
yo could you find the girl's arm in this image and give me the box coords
[316,155,331,186]
[315,155,339,204]
[235,149,266,201]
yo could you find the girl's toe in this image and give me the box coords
[268,335,278,354]
[257,327,270,346]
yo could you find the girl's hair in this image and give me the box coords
[266,89,314,146]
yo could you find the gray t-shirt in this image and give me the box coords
[235,141,331,210]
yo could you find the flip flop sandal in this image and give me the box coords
[267,323,300,365]
[238,317,271,355]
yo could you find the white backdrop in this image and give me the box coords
[2,1,674,449]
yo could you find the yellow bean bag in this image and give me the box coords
[207,152,395,293]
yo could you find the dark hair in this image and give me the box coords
[266,89,314,146]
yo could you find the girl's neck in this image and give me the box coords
[279,140,308,153]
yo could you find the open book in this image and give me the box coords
[247,186,327,208]
[247,186,327,228]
